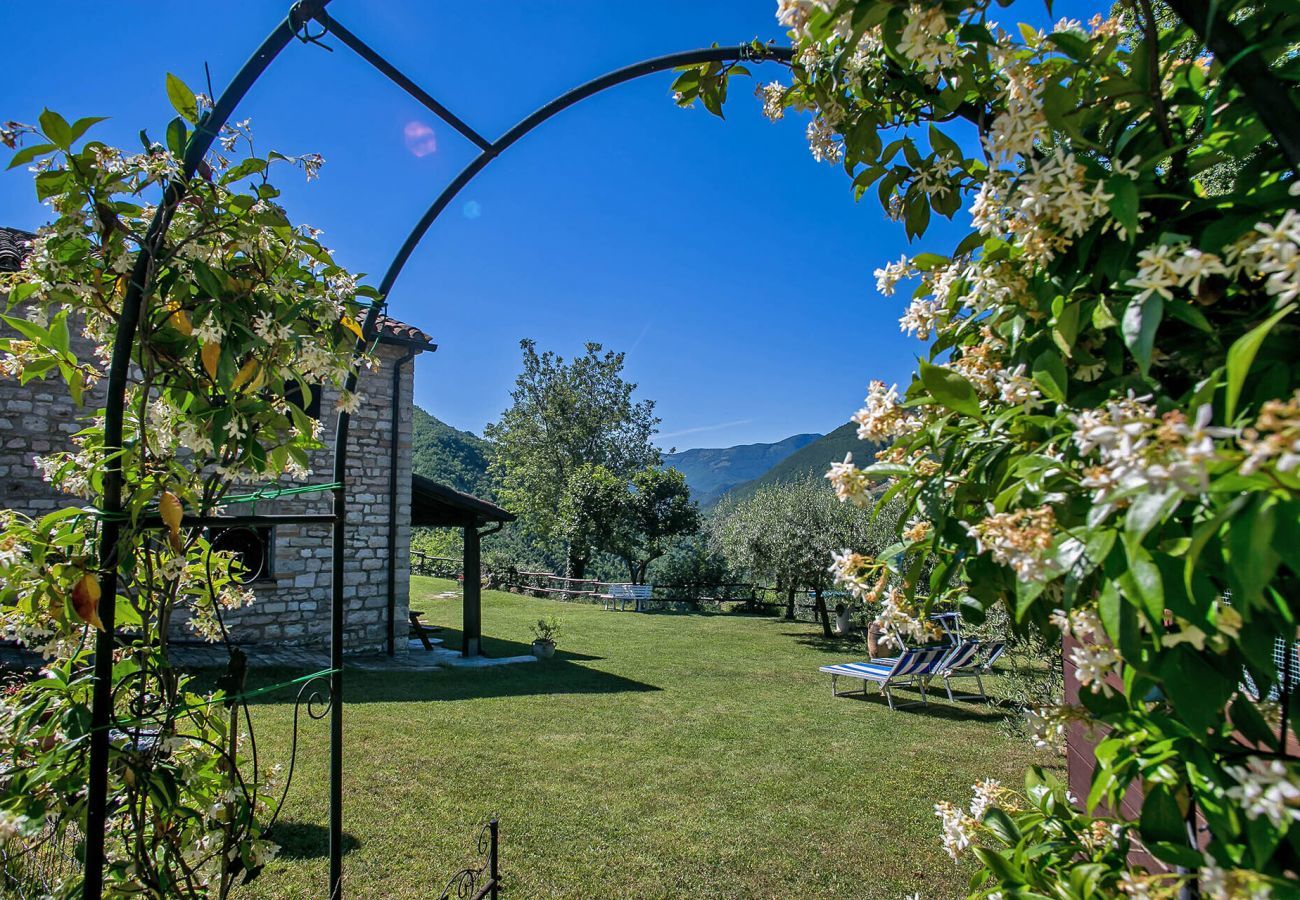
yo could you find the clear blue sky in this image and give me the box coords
[1,0,1103,449]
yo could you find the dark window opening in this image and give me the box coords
[208,526,274,584]
[285,381,322,419]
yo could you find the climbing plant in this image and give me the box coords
[678,1,1298,895]
[0,76,376,896]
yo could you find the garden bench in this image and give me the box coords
[409,611,440,651]
[603,583,652,611]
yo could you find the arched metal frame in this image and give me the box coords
[85,1,793,896]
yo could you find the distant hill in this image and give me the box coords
[664,433,821,507]
[719,421,880,505]
[411,406,494,498]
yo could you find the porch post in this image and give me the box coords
[463,525,481,656]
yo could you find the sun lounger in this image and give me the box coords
[819,646,949,710]
[940,640,1004,702]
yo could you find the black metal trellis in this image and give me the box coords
[83,0,793,896]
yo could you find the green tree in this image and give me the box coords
[486,340,660,577]
[713,474,895,636]
[608,467,701,584]
[555,463,626,580]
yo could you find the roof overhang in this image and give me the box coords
[411,473,515,529]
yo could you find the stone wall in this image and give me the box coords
[0,308,420,655]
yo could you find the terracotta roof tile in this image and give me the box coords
[0,226,35,273]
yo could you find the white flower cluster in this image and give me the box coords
[1237,208,1300,305]
[775,0,830,40]
[873,587,929,648]
[985,61,1046,165]
[964,505,1057,583]
[825,453,873,506]
[933,800,977,862]
[899,4,957,73]
[1224,757,1300,830]
[1127,211,1299,306]
[1070,396,1235,515]
[1200,855,1274,900]
[806,116,843,164]
[1053,607,1121,695]
[1241,390,1300,475]
[756,81,787,121]
[852,381,919,443]
[873,255,914,296]
[969,778,1003,820]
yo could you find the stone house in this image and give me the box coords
[0,225,436,655]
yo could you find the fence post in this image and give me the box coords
[489,818,499,900]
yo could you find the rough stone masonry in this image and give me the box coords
[0,225,429,654]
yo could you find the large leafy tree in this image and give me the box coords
[680,0,1300,894]
[608,467,701,584]
[486,340,660,577]
[713,474,893,635]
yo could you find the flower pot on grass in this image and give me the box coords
[530,616,561,659]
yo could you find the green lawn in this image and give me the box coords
[237,576,1055,899]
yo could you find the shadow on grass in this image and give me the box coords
[828,685,1014,722]
[266,821,360,860]
[778,630,863,655]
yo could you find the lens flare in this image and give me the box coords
[403,120,437,157]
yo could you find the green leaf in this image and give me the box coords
[1124,490,1179,543]
[911,252,948,271]
[1105,176,1139,237]
[6,142,56,170]
[1224,304,1293,422]
[1139,784,1186,845]
[165,73,199,124]
[1031,350,1067,403]
[928,124,962,161]
[38,109,72,149]
[1121,294,1163,376]
[68,116,108,144]
[919,361,981,417]
[165,117,188,159]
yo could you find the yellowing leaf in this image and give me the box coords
[201,341,221,380]
[71,573,104,630]
[160,490,183,540]
[170,309,193,336]
[341,316,363,340]
[232,358,261,392]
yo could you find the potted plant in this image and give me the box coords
[834,601,853,636]
[530,616,561,658]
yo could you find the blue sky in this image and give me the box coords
[1,0,1104,449]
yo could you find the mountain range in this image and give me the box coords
[409,407,874,509]
[716,420,875,505]
[661,433,820,506]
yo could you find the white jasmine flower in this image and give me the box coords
[1224,757,1300,829]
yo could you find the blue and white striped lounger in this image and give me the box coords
[941,640,1004,702]
[819,646,949,710]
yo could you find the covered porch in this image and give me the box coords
[409,474,515,657]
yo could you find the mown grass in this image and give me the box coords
[235,576,1056,899]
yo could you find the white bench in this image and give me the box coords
[603,583,653,611]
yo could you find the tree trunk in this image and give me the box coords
[814,586,832,639]
[565,546,586,581]
[784,585,796,621]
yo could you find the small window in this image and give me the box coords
[285,381,322,419]
[208,526,274,583]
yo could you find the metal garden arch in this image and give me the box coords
[84,1,794,896]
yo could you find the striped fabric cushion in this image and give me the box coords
[938,641,982,673]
